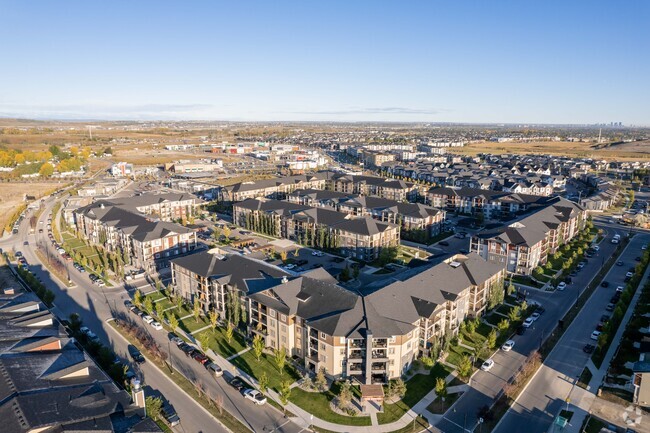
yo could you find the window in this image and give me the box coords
[389,348,395,355]
[339,337,345,344]
[320,332,326,339]
[270,310,277,318]
[340,349,345,356]
[320,343,326,351]
[280,314,287,322]
[270,330,276,338]
[407,342,412,349]
[389,336,396,343]
[281,324,287,333]
[281,336,287,344]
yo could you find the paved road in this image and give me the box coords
[435,227,622,433]
[1,196,303,433]
[493,232,650,433]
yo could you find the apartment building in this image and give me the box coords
[470,197,587,275]
[75,199,197,273]
[219,173,330,202]
[171,251,505,384]
[328,173,418,202]
[428,187,552,220]
[233,198,400,261]
[104,192,203,222]
[0,288,158,433]
[287,189,445,235]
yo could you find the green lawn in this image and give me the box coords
[377,364,450,424]
[145,292,166,302]
[178,315,211,333]
[196,327,247,358]
[484,314,503,327]
[426,391,461,414]
[230,350,300,392]
[495,304,513,317]
[289,387,372,426]
[445,345,474,368]
[461,323,491,346]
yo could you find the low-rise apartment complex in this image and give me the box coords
[171,251,505,384]
[75,197,198,273]
[287,188,445,236]
[470,197,587,275]
[233,198,400,261]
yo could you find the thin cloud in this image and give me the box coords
[0,103,217,120]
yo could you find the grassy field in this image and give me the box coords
[0,181,61,232]
[230,350,300,392]
[452,140,650,160]
[290,386,372,426]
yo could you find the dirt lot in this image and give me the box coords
[0,181,63,231]
[453,140,650,160]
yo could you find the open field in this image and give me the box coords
[0,181,63,232]
[452,140,650,160]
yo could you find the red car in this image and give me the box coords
[192,352,210,365]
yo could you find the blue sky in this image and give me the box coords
[1,1,648,124]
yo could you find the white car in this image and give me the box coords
[143,315,154,324]
[557,282,567,291]
[643,244,648,250]
[480,359,495,371]
[244,389,267,405]
[530,312,541,321]
[522,317,534,328]
[590,330,601,341]
[150,321,163,331]
[593,245,600,251]
[501,340,515,351]
[284,264,296,270]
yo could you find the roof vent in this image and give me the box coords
[99,203,105,209]
[281,276,288,284]
[449,261,461,268]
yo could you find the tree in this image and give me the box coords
[198,332,211,351]
[466,318,477,335]
[145,396,163,421]
[506,279,516,296]
[193,297,201,323]
[488,279,505,309]
[68,313,82,333]
[497,318,510,333]
[168,313,179,331]
[315,367,328,391]
[259,372,269,394]
[225,322,233,344]
[144,296,153,314]
[175,295,183,312]
[134,289,143,308]
[274,347,287,375]
[252,334,264,362]
[209,310,219,331]
[391,378,407,399]
[279,380,292,406]
[39,162,54,177]
[507,305,521,322]
[458,354,473,378]
[435,377,448,410]
[520,300,528,312]
[378,246,399,266]
[280,250,288,263]
[340,264,351,282]
[338,380,353,408]
[155,301,164,319]
[487,329,497,349]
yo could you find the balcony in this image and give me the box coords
[371,350,388,361]
[349,340,364,349]
[309,329,319,339]
[348,350,364,361]
[348,363,363,373]
[372,340,388,349]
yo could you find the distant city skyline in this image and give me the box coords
[1,1,649,125]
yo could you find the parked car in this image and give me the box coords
[590,330,602,341]
[151,321,163,331]
[438,241,450,247]
[616,260,624,266]
[162,403,180,427]
[605,303,616,312]
[601,281,610,288]
[192,352,210,365]
[229,377,247,391]
[522,317,534,328]
[244,389,267,405]
[583,344,595,354]
[79,326,99,341]
[207,362,223,377]
[143,315,154,324]
[480,359,495,371]
[530,312,541,321]
[556,282,567,291]
[128,346,145,364]
[502,340,515,351]
[516,325,526,335]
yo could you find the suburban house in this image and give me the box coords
[74,199,197,273]
[170,251,505,384]
[470,197,587,275]
[287,189,446,236]
[233,198,400,261]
